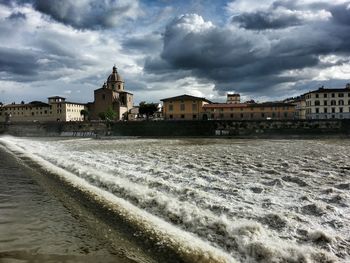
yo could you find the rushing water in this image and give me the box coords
[1,136,349,263]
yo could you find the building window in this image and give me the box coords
[192,114,197,119]
[339,93,344,97]
[240,113,243,118]
[324,94,327,98]
[102,94,106,100]
[169,114,173,119]
[332,108,335,113]
[261,113,265,118]
[339,100,344,105]
[169,104,173,111]
[340,107,343,113]
[192,104,197,111]
[316,94,319,98]
[230,113,233,118]
[316,108,319,113]
[180,104,185,111]
[32,112,34,116]
[331,100,336,106]
[219,113,224,119]
[251,113,254,119]
[284,112,288,118]
[181,114,185,119]
[332,93,335,98]
[324,100,327,106]
[324,108,327,113]
[315,100,320,106]
[211,114,214,119]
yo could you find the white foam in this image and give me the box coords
[1,136,349,262]
[0,136,235,263]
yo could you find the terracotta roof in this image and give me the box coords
[63,102,86,106]
[203,102,295,108]
[3,101,50,108]
[161,94,212,103]
[203,103,247,108]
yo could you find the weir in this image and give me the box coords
[0,138,235,263]
[1,136,348,262]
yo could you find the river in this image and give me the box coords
[0,136,349,262]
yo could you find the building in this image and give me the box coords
[292,97,306,120]
[304,84,350,119]
[161,94,212,120]
[0,96,86,122]
[227,93,240,104]
[202,101,295,120]
[48,96,86,121]
[89,66,133,120]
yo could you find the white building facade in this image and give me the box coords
[304,84,350,119]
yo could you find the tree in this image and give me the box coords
[98,112,106,120]
[105,106,117,121]
[139,102,159,120]
[80,109,89,121]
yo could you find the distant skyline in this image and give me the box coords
[0,0,350,105]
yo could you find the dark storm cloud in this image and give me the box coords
[32,0,140,29]
[232,11,302,30]
[0,47,39,76]
[0,43,94,82]
[330,3,350,25]
[122,33,162,53]
[144,6,350,96]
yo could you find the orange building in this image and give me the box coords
[202,102,295,120]
[161,95,212,120]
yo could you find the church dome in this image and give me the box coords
[107,65,123,83]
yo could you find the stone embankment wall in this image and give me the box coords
[0,119,349,137]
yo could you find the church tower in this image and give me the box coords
[106,65,124,91]
[89,65,133,121]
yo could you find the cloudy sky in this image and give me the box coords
[0,0,350,104]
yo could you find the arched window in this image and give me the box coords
[339,100,344,106]
[331,100,336,106]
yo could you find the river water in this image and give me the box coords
[0,136,349,263]
[0,142,142,263]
